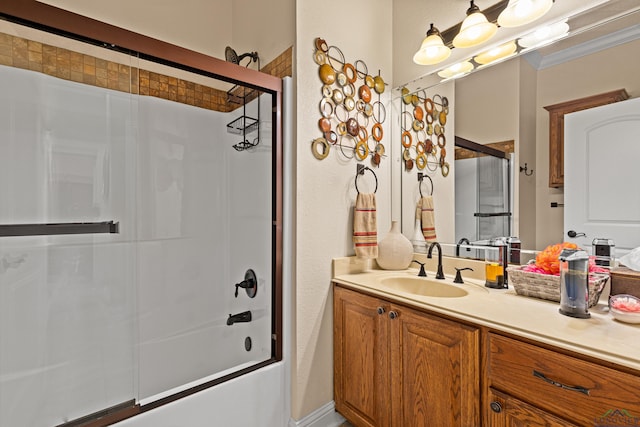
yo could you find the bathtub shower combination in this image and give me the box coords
[0,18,282,427]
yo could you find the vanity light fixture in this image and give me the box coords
[413,23,452,65]
[437,60,475,79]
[518,20,570,49]
[474,40,518,65]
[453,0,498,49]
[497,0,553,28]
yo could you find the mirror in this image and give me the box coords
[395,2,640,254]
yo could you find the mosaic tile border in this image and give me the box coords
[0,32,292,113]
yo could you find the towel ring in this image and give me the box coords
[418,172,433,197]
[355,164,378,194]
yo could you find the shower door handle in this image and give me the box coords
[473,212,512,217]
[0,221,119,237]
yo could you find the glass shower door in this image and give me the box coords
[455,145,512,247]
[475,155,511,240]
[0,55,138,426]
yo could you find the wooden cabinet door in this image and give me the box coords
[334,286,391,427]
[389,304,479,427]
[486,388,579,427]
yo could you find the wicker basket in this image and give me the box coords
[507,266,609,307]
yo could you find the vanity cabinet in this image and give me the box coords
[333,285,480,427]
[486,388,578,427]
[485,333,640,427]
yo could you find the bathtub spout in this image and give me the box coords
[227,310,252,326]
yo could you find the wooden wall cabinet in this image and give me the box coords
[544,89,628,188]
[334,285,480,427]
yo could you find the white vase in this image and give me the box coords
[411,218,427,254]
[377,221,414,270]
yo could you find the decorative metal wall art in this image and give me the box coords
[400,88,450,177]
[312,37,387,166]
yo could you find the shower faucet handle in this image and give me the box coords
[234,269,258,298]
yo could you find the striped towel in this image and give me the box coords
[353,193,378,258]
[419,196,437,242]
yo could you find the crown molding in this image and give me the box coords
[524,23,640,70]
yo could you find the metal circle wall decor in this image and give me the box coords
[397,86,452,178]
[313,37,387,164]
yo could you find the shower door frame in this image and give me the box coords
[0,2,284,426]
[455,136,513,241]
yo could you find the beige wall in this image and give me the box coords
[535,39,640,250]
[517,59,538,250]
[294,0,393,418]
[38,0,294,66]
[456,59,519,144]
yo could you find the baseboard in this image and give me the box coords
[288,401,346,427]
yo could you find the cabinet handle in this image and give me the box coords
[532,370,590,396]
[490,401,502,413]
[389,311,398,319]
[377,307,385,315]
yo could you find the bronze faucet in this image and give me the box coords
[427,242,445,279]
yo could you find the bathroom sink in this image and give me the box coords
[379,277,468,298]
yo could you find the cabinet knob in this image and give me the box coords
[377,307,385,315]
[490,401,502,413]
[389,311,398,319]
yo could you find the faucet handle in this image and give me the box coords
[412,260,427,277]
[454,267,474,284]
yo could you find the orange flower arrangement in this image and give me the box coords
[534,242,578,275]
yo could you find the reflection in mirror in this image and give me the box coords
[454,137,513,244]
[394,3,640,255]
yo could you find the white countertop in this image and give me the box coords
[332,256,640,372]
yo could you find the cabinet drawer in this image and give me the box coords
[487,333,640,426]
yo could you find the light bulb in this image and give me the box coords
[453,2,497,48]
[498,0,553,28]
[438,61,474,79]
[413,24,451,65]
[474,41,518,65]
[518,20,569,49]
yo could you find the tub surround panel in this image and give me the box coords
[134,93,274,400]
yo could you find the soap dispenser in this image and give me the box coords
[558,248,591,318]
